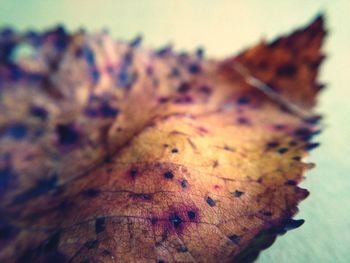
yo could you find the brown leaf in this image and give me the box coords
[0,15,325,263]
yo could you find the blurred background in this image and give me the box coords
[0,0,349,262]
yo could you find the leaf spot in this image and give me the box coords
[206,196,216,207]
[163,171,174,179]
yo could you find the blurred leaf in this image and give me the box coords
[0,15,325,263]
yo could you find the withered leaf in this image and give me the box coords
[0,15,325,263]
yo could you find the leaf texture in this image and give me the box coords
[0,15,326,263]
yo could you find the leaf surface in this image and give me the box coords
[0,16,325,263]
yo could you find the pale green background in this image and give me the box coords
[0,1,349,262]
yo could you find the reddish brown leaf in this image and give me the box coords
[0,15,325,263]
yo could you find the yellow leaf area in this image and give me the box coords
[0,16,325,263]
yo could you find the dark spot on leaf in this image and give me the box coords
[130,193,152,201]
[156,45,172,56]
[83,46,95,65]
[158,97,169,103]
[174,96,193,104]
[129,35,142,48]
[286,180,297,186]
[143,194,152,200]
[237,117,250,125]
[177,82,190,93]
[266,81,279,92]
[169,214,182,228]
[258,60,269,70]
[101,249,111,256]
[274,124,286,131]
[8,64,24,81]
[177,245,188,253]
[181,179,188,188]
[123,52,133,65]
[150,217,158,225]
[206,196,216,207]
[56,124,79,145]
[171,148,178,153]
[232,190,244,198]
[2,123,27,140]
[224,145,235,152]
[51,25,69,51]
[169,67,180,77]
[104,155,112,163]
[237,97,250,105]
[117,69,137,89]
[129,169,138,178]
[262,211,273,217]
[228,234,240,244]
[163,171,174,179]
[276,63,297,77]
[188,63,201,74]
[90,68,100,83]
[294,127,315,141]
[315,83,325,91]
[308,57,323,70]
[277,148,288,154]
[199,85,211,94]
[82,188,100,198]
[84,240,98,249]
[306,142,320,151]
[187,211,196,220]
[304,115,322,125]
[75,46,83,57]
[95,217,106,234]
[266,141,279,148]
[196,47,204,58]
[282,218,305,231]
[100,102,119,118]
[292,156,301,161]
[29,106,48,120]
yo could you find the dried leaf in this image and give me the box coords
[0,15,325,263]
